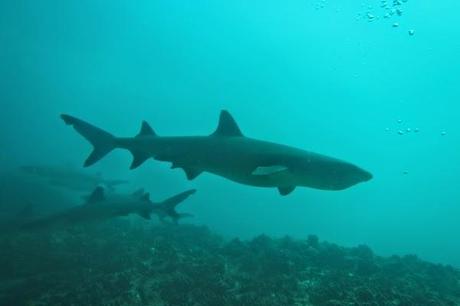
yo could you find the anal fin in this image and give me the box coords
[278,186,295,196]
[182,168,203,180]
[169,161,202,180]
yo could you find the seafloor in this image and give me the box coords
[0,221,459,306]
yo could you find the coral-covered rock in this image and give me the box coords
[0,221,459,306]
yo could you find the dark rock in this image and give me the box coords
[0,221,458,306]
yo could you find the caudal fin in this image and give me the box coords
[160,189,196,209]
[158,189,196,223]
[61,114,116,167]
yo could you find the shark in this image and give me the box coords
[0,203,37,232]
[61,110,372,195]
[20,164,127,192]
[19,187,196,231]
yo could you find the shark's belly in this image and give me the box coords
[210,169,295,188]
[154,136,356,189]
[196,149,297,188]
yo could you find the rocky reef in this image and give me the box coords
[0,221,459,306]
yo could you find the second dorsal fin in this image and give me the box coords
[86,186,105,204]
[211,110,243,137]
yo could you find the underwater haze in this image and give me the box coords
[1,0,459,271]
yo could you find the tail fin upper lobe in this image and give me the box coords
[161,189,196,210]
[61,115,116,167]
[157,189,196,224]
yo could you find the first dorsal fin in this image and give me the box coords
[86,186,105,204]
[136,121,156,137]
[141,192,151,202]
[131,188,145,198]
[211,110,243,137]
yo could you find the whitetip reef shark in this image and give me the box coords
[61,110,372,195]
[20,164,127,191]
[20,188,196,231]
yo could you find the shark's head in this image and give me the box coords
[293,158,373,191]
[334,163,373,189]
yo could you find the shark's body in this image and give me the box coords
[19,187,195,231]
[20,165,127,192]
[0,209,34,232]
[62,110,372,195]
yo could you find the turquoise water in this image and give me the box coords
[1,0,459,270]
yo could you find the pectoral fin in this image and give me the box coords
[252,165,288,176]
[278,186,295,196]
[130,151,150,169]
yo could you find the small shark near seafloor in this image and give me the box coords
[19,188,196,231]
[61,110,372,195]
[20,164,127,191]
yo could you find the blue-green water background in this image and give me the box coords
[1,1,459,266]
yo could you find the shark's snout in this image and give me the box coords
[361,170,373,182]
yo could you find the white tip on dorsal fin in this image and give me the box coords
[136,121,156,137]
[211,110,243,137]
[86,186,105,204]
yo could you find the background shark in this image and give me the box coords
[19,187,196,231]
[61,110,372,195]
[20,164,127,192]
[0,203,36,232]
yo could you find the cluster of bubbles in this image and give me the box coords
[359,0,415,35]
[314,0,327,10]
[312,1,415,35]
[385,119,447,136]
[385,119,447,176]
[313,0,343,13]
